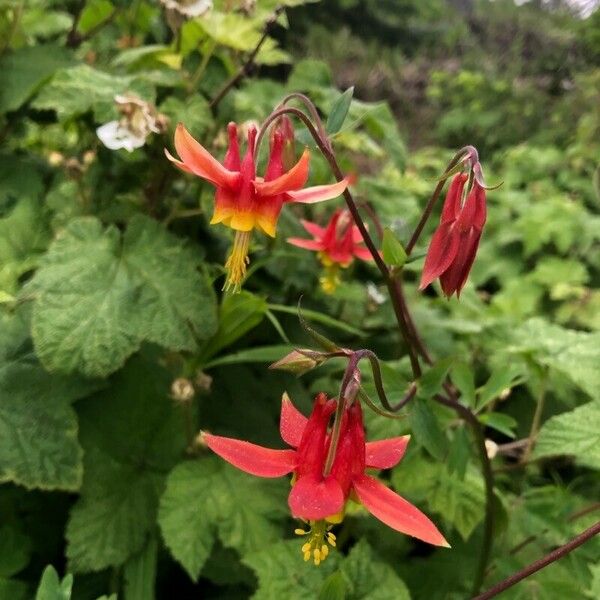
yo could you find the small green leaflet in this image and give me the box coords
[327,87,354,135]
[382,228,407,267]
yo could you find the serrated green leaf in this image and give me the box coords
[381,228,407,267]
[319,572,347,600]
[327,87,354,135]
[0,360,96,491]
[508,319,600,401]
[123,537,157,600]
[35,566,72,600]
[159,458,286,581]
[243,540,338,600]
[32,64,153,122]
[409,399,448,460]
[394,460,484,541]
[533,402,600,469]
[66,355,187,573]
[28,216,217,377]
[0,45,72,113]
[340,540,411,599]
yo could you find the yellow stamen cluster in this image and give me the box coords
[318,252,350,294]
[223,230,251,292]
[294,520,337,566]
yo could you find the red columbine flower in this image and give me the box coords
[166,123,349,291]
[288,209,372,292]
[419,172,487,298]
[201,393,448,565]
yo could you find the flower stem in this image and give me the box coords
[473,521,600,600]
[521,369,547,464]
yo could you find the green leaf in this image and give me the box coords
[394,460,485,541]
[340,540,411,599]
[381,228,407,267]
[268,304,365,337]
[327,87,354,135]
[319,572,347,600]
[508,319,600,401]
[243,540,338,600]
[160,96,212,139]
[418,357,453,399]
[0,525,31,578]
[0,45,72,113]
[0,360,96,491]
[533,401,600,469]
[78,0,114,35]
[0,577,29,600]
[409,399,447,460]
[451,362,476,408]
[477,363,525,409]
[32,64,153,122]
[198,291,267,364]
[35,566,72,600]
[66,355,187,572]
[123,537,157,600]
[478,412,517,438]
[158,458,286,581]
[0,197,50,294]
[28,216,217,377]
[203,344,292,369]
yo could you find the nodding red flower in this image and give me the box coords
[288,209,372,293]
[419,173,487,298]
[166,123,349,291]
[201,393,449,565]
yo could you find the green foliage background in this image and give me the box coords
[0,0,599,598]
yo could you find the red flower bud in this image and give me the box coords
[420,172,487,298]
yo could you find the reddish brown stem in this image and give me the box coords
[474,521,600,600]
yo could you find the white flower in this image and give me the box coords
[96,94,167,153]
[160,0,212,17]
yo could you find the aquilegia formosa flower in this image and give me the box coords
[288,209,372,293]
[201,393,448,564]
[419,172,487,298]
[166,123,349,291]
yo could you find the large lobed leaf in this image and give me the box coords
[158,458,286,581]
[28,216,217,377]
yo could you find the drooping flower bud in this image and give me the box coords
[270,349,327,376]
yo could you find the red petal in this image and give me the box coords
[440,229,482,298]
[287,238,324,251]
[285,177,349,204]
[365,436,410,469]
[353,246,373,261]
[254,149,310,196]
[352,474,449,547]
[174,124,240,188]
[419,222,460,290]
[203,432,296,477]
[300,219,326,239]
[441,174,467,224]
[288,475,345,520]
[280,393,308,448]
